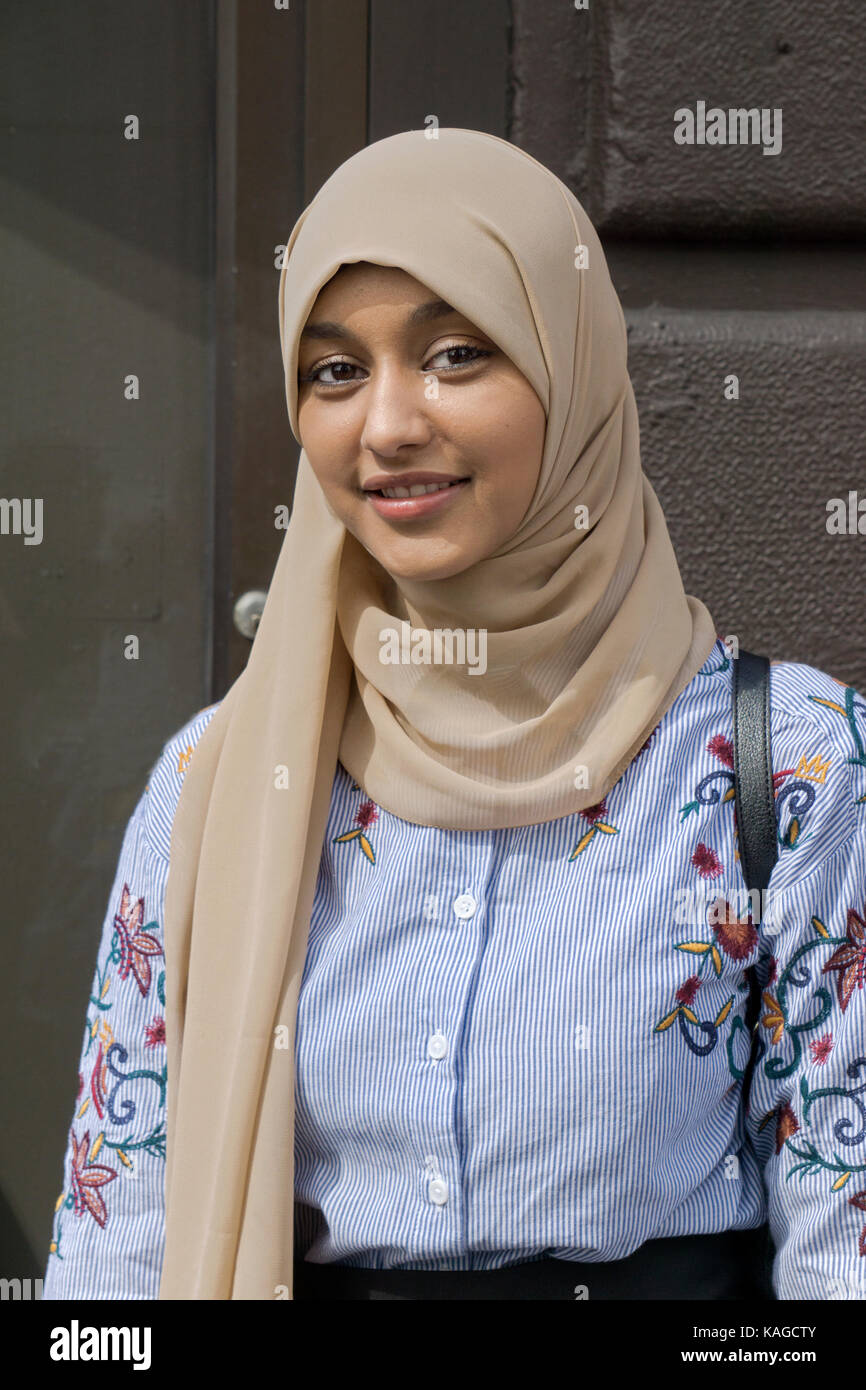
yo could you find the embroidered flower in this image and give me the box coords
[822,903,866,1012]
[809,1033,833,1065]
[680,737,736,818]
[567,799,619,861]
[849,1191,866,1258]
[114,884,163,997]
[654,974,734,1036]
[710,898,759,961]
[676,976,701,1006]
[775,1102,799,1155]
[354,799,378,830]
[144,1016,165,1048]
[68,1128,118,1228]
[88,1042,109,1120]
[707,734,733,769]
[333,795,379,863]
[692,842,723,879]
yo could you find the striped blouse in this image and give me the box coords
[42,637,866,1300]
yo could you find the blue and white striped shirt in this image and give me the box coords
[42,638,866,1299]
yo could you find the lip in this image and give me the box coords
[361,472,471,521]
[362,470,469,491]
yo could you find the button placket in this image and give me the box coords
[415,860,489,1238]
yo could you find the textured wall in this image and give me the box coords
[511,0,866,691]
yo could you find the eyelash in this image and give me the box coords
[299,342,493,388]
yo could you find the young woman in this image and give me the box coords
[44,128,866,1301]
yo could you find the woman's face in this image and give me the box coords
[296,262,546,582]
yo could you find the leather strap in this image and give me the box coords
[732,650,778,924]
[731,649,778,1110]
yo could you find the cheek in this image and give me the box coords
[479,398,545,504]
[298,401,354,487]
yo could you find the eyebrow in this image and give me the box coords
[300,298,458,341]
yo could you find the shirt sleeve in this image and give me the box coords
[745,796,866,1300]
[41,775,171,1300]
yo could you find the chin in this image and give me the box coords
[390,560,474,584]
[367,536,471,582]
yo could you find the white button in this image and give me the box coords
[452,892,477,919]
[428,1032,448,1059]
[428,1178,448,1204]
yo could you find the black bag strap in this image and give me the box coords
[731,649,778,923]
[731,649,778,1110]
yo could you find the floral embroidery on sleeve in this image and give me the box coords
[808,678,866,798]
[67,1126,117,1228]
[752,899,866,1266]
[48,881,166,1261]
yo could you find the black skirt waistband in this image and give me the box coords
[292,1223,775,1301]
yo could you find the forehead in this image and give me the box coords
[300,263,483,348]
[308,262,451,316]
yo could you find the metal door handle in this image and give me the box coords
[232,589,268,640]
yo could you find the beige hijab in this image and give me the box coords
[158,128,717,1298]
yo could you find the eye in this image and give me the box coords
[299,357,365,388]
[425,343,492,372]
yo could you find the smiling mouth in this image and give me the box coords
[361,475,472,519]
[369,479,467,498]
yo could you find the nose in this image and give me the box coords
[359,362,434,458]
